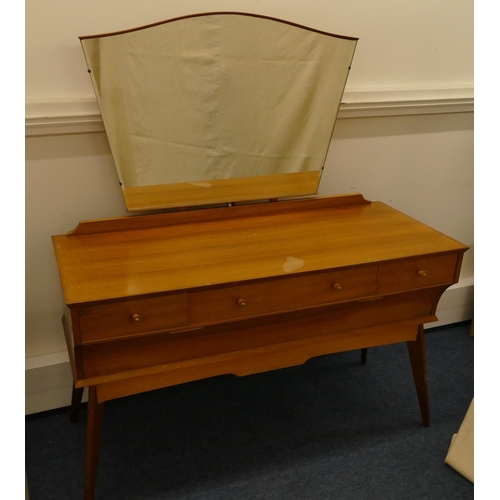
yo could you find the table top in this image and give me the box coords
[52,195,468,306]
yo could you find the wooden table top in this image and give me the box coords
[52,196,468,306]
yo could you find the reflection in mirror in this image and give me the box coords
[80,13,357,210]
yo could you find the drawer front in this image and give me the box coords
[81,287,438,381]
[377,254,458,294]
[190,266,378,325]
[78,294,188,343]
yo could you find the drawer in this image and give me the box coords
[78,294,188,343]
[377,254,458,294]
[190,266,378,325]
[81,287,438,381]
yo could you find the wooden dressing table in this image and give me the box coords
[53,194,467,499]
[51,13,468,500]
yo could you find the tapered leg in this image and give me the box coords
[85,386,104,500]
[360,348,367,365]
[407,325,430,427]
[70,386,84,423]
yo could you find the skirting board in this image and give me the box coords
[425,277,474,329]
[25,278,473,415]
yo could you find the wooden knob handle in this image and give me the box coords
[417,270,427,277]
[333,283,342,291]
[132,313,141,322]
[238,298,247,307]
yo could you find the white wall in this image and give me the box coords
[25,0,474,413]
[25,0,473,99]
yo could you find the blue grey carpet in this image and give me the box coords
[25,322,473,499]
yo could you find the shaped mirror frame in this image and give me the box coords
[80,13,357,211]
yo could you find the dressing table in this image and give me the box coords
[51,13,468,500]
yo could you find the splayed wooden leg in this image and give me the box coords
[360,348,367,365]
[85,386,104,500]
[70,386,84,423]
[407,325,430,427]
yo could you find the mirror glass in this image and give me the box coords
[81,13,357,210]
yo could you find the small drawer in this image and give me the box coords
[377,254,458,294]
[190,265,378,325]
[78,294,188,343]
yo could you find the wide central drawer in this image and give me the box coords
[190,265,378,325]
[78,294,189,343]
